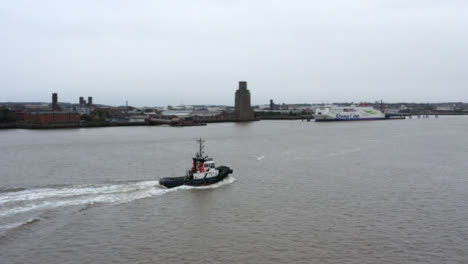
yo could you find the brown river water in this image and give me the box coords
[1,117,467,264]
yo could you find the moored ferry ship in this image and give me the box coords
[314,103,386,121]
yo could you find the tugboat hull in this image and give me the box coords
[159,166,233,189]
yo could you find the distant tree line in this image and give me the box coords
[80,110,111,122]
[0,109,17,123]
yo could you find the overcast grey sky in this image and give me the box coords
[1,0,467,106]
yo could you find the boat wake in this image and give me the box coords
[0,218,40,232]
[0,176,235,232]
[171,175,236,191]
[0,180,164,218]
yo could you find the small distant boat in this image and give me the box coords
[314,103,386,121]
[159,139,233,188]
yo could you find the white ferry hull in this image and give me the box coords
[315,115,386,121]
[314,105,386,121]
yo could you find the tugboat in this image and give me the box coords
[159,139,234,188]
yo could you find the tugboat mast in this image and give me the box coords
[197,138,205,158]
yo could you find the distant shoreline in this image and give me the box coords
[1,113,467,130]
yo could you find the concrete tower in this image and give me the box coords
[88,97,93,106]
[234,81,255,121]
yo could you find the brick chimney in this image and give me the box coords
[52,93,58,111]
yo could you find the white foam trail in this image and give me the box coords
[0,181,164,218]
[0,181,159,205]
[257,156,265,161]
[0,177,235,218]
